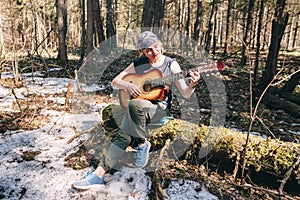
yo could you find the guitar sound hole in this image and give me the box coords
[143,82,152,92]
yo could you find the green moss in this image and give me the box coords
[101,105,300,180]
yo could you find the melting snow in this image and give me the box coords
[0,69,218,199]
[164,179,218,200]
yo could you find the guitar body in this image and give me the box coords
[118,61,225,109]
[119,69,165,109]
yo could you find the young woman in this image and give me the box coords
[72,31,200,190]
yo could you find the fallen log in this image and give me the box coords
[264,93,300,118]
[102,104,300,195]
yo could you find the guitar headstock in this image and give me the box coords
[196,61,225,74]
[216,61,225,71]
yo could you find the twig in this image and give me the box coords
[155,171,167,200]
[232,153,240,178]
[255,116,277,140]
[271,67,300,86]
[11,88,22,114]
[230,181,297,200]
[278,155,300,197]
[241,65,286,184]
[46,111,66,134]
[154,139,171,199]
[67,122,102,144]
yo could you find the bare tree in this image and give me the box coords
[253,0,264,85]
[192,0,203,44]
[240,0,255,65]
[80,0,86,61]
[224,0,232,54]
[141,0,165,30]
[56,0,68,66]
[141,0,153,28]
[259,0,289,89]
[204,0,217,53]
[106,0,117,48]
[0,9,5,58]
[86,0,94,54]
[93,0,105,46]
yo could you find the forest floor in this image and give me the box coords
[0,52,299,199]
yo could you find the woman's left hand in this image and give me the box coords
[189,71,200,89]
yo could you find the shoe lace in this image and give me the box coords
[81,167,95,179]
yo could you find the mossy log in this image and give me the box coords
[102,104,300,194]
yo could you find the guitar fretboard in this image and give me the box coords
[149,62,223,88]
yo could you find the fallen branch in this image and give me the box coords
[278,155,300,197]
[154,139,171,199]
[67,122,102,144]
[230,182,297,200]
[11,88,22,114]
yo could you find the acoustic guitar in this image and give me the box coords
[119,61,225,109]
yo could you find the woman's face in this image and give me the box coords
[142,43,162,62]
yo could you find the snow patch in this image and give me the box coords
[163,179,218,200]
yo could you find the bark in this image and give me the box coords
[0,9,4,57]
[223,0,231,54]
[106,0,117,48]
[292,20,298,48]
[152,0,165,28]
[141,0,165,30]
[264,93,300,118]
[192,0,202,44]
[184,0,190,52]
[56,0,68,66]
[259,0,289,89]
[254,0,264,85]
[281,70,300,93]
[240,0,255,65]
[93,0,105,46]
[80,0,86,61]
[212,3,218,55]
[204,0,217,52]
[279,92,300,106]
[86,0,94,54]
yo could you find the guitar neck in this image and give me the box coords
[151,61,223,87]
[151,71,186,87]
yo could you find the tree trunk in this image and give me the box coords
[281,71,300,93]
[56,0,68,66]
[86,0,94,54]
[158,0,166,29]
[204,0,216,53]
[141,0,153,28]
[93,0,105,46]
[152,0,165,28]
[0,9,5,57]
[192,0,202,44]
[264,93,300,118]
[212,3,218,55]
[254,0,264,85]
[292,20,298,48]
[80,0,86,61]
[106,0,117,48]
[280,92,300,106]
[184,0,190,53]
[223,0,231,54]
[240,0,255,65]
[259,0,289,89]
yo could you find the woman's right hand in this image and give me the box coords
[126,82,141,98]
